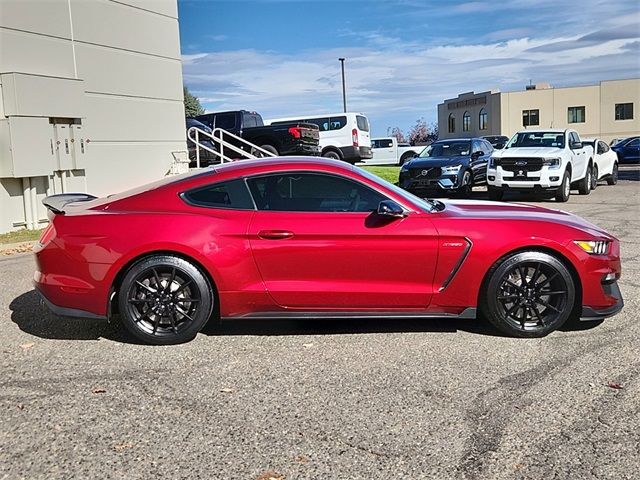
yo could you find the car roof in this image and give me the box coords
[516,128,567,133]
[212,156,354,175]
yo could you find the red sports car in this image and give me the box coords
[34,158,623,345]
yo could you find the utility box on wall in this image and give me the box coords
[0,116,56,177]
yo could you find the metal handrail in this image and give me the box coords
[187,126,276,168]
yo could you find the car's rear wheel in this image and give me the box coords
[607,163,618,185]
[555,171,571,202]
[118,255,214,345]
[591,165,598,190]
[322,149,342,160]
[480,251,575,338]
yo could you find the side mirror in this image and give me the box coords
[377,200,406,218]
[570,141,582,149]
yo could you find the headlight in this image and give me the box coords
[542,157,561,169]
[441,165,462,174]
[574,240,610,255]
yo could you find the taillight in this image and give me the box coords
[352,128,359,147]
[288,127,301,139]
[38,223,56,247]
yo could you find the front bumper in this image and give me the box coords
[580,281,624,321]
[400,171,465,193]
[487,167,562,190]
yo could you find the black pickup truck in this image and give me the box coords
[195,110,320,157]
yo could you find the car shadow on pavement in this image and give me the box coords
[9,290,128,343]
[11,289,603,343]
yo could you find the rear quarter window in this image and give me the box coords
[356,115,370,132]
[182,179,254,209]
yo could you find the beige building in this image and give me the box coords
[0,0,187,234]
[438,78,640,144]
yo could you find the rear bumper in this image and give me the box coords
[340,146,372,162]
[35,285,107,320]
[289,144,321,156]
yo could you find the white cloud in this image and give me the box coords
[182,19,640,134]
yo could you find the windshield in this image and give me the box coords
[356,167,438,213]
[507,132,565,148]
[418,141,470,158]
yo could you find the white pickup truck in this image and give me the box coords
[364,137,425,165]
[487,129,595,202]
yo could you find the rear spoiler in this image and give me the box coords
[42,193,97,214]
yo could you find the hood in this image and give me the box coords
[405,155,470,168]
[494,147,562,158]
[443,200,614,239]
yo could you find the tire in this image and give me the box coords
[457,170,472,198]
[591,165,598,190]
[399,152,415,166]
[577,164,592,195]
[555,171,571,202]
[607,163,618,185]
[322,149,342,161]
[480,251,576,338]
[118,255,214,345]
[257,144,279,157]
[488,187,504,201]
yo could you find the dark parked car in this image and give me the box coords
[611,136,640,163]
[399,138,493,197]
[196,110,320,158]
[482,135,510,150]
[186,118,218,167]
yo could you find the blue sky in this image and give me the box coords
[179,0,640,136]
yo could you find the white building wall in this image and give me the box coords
[0,0,187,233]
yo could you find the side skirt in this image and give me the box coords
[222,307,477,321]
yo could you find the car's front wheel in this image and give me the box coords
[118,255,214,345]
[607,163,618,185]
[555,171,571,202]
[480,251,576,337]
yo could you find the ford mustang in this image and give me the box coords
[34,158,623,345]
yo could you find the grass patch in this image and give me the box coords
[360,166,401,184]
[0,228,44,245]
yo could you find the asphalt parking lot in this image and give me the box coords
[1,166,639,480]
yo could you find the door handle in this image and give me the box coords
[258,230,294,240]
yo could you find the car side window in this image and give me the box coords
[598,141,608,154]
[329,116,347,130]
[628,139,639,147]
[246,173,386,213]
[482,140,493,154]
[471,140,483,154]
[183,179,254,209]
[215,113,236,130]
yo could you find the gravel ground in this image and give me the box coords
[1,166,639,479]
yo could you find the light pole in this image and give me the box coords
[338,57,347,113]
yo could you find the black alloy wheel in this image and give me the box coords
[118,255,214,345]
[591,165,598,190]
[481,251,575,337]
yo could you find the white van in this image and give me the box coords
[267,112,372,164]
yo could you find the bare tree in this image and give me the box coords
[386,126,407,143]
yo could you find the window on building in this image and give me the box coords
[463,111,471,132]
[522,109,540,127]
[568,106,585,124]
[448,113,455,133]
[478,108,487,130]
[615,103,634,120]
